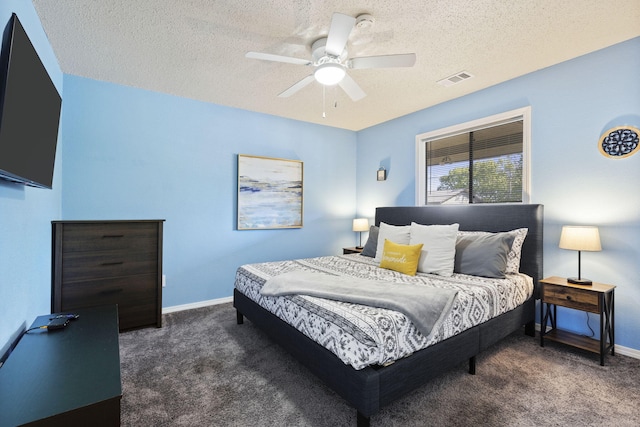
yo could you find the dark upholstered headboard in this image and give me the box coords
[375,204,544,292]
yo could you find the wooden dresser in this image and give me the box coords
[52,220,164,331]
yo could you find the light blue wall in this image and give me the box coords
[357,37,640,351]
[0,2,63,356]
[2,5,638,358]
[61,76,357,307]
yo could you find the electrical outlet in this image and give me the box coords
[162,274,166,287]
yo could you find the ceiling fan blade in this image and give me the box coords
[348,53,416,69]
[245,51,311,66]
[278,75,315,98]
[325,13,355,57]
[338,74,366,101]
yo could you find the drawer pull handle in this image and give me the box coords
[101,261,124,266]
[100,288,124,295]
[102,234,124,238]
[566,295,572,301]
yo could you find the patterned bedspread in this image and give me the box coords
[234,254,533,370]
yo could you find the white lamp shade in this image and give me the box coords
[314,63,346,85]
[559,226,602,252]
[352,218,369,232]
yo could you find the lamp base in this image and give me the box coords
[567,277,593,286]
[355,246,363,250]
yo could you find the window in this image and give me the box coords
[415,107,531,205]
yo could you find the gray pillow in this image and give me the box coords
[454,232,515,278]
[360,225,379,257]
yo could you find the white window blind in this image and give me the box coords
[416,107,531,206]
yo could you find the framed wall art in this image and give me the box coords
[598,125,639,159]
[237,154,303,230]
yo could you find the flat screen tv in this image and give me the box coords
[0,13,61,189]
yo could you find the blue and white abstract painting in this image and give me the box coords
[237,155,303,229]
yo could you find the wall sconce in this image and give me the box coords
[377,167,387,181]
[559,225,602,285]
[439,155,452,166]
[352,218,369,249]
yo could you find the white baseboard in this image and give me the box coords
[615,344,640,359]
[162,296,233,314]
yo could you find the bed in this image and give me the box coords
[234,204,543,426]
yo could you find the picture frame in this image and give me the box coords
[237,154,303,230]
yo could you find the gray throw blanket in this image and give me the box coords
[261,271,458,340]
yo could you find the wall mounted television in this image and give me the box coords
[0,13,61,189]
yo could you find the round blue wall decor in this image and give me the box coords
[598,126,639,158]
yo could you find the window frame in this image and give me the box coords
[415,107,532,206]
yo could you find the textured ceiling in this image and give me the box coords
[32,0,640,131]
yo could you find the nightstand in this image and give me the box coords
[343,247,363,255]
[540,276,615,365]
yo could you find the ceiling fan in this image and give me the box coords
[245,12,416,101]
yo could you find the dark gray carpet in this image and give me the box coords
[119,303,640,426]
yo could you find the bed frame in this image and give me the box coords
[234,204,543,426]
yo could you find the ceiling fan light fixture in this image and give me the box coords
[314,63,346,86]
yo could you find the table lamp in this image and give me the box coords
[352,218,369,249]
[559,225,601,285]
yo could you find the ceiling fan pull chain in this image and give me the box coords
[322,86,326,118]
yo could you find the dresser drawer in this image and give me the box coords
[61,250,157,282]
[60,275,158,329]
[542,283,600,313]
[59,222,158,254]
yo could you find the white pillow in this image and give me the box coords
[505,228,528,273]
[374,222,411,262]
[409,222,460,276]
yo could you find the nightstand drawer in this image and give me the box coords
[543,283,600,313]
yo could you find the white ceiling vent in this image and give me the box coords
[437,71,474,87]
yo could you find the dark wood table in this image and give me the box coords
[0,305,121,426]
[342,247,363,254]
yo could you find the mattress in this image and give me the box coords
[234,254,533,370]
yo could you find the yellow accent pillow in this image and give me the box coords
[379,239,424,276]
